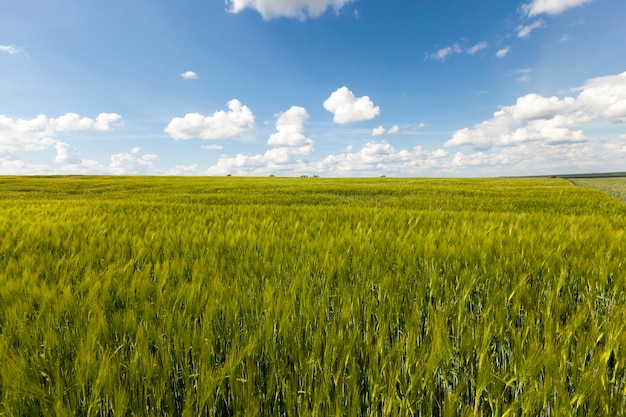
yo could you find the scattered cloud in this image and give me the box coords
[165,164,201,175]
[372,126,385,136]
[202,144,223,150]
[312,140,451,176]
[522,0,593,17]
[164,99,255,140]
[418,122,426,128]
[0,113,121,152]
[180,71,198,80]
[206,105,313,175]
[323,87,380,124]
[52,113,122,132]
[445,71,626,151]
[467,41,488,55]
[372,125,400,136]
[496,46,511,58]
[575,71,626,122]
[0,44,19,55]
[517,20,545,38]
[267,106,312,148]
[110,150,158,175]
[507,68,533,83]
[54,142,83,165]
[225,0,356,20]
[51,144,157,175]
[388,125,400,134]
[428,44,462,61]
[428,41,489,61]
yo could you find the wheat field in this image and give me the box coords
[0,176,625,416]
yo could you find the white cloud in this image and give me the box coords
[428,42,489,60]
[109,150,158,175]
[418,122,426,128]
[517,20,545,38]
[467,41,488,55]
[0,159,53,175]
[53,112,122,131]
[52,143,159,175]
[164,99,255,140]
[202,144,224,150]
[507,68,533,83]
[429,44,462,61]
[267,106,312,147]
[576,71,626,122]
[312,140,452,176]
[180,71,198,80]
[0,112,121,152]
[54,142,82,165]
[0,45,18,55]
[206,105,313,176]
[323,86,380,124]
[496,46,511,58]
[372,125,400,136]
[445,71,626,151]
[522,0,593,17]
[166,164,202,175]
[226,0,356,20]
[388,125,400,134]
[372,126,385,136]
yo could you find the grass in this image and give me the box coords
[0,176,625,416]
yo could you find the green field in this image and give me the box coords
[569,177,626,201]
[1,176,625,416]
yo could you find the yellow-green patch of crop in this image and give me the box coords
[1,177,626,416]
[0,176,623,215]
[570,177,626,201]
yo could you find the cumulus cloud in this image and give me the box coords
[496,46,511,58]
[110,150,158,175]
[180,71,198,80]
[206,105,313,176]
[522,0,593,17]
[0,112,121,152]
[517,20,545,38]
[371,125,400,136]
[53,143,159,174]
[445,71,626,151]
[312,140,452,176]
[388,125,400,134]
[323,87,380,124]
[54,142,83,165]
[0,45,19,55]
[467,42,488,55]
[372,126,385,136]
[164,99,255,140]
[53,113,122,131]
[226,0,356,19]
[576,71,626,122]
[267,106,312,148]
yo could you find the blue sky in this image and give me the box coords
[1,0,625,176]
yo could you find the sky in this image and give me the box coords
[1,0,625,177]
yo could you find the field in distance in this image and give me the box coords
[0,176,625,416]
[569,177,626,201]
